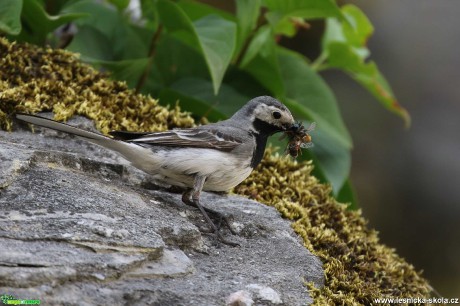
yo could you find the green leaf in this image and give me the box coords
[240,27,285,96]
[336,179,358,210]
[158,88,228,122]
[63,0,150,60]
[283,109,350,195]
[263,0,342,36]
[62,0,118,36]
[157,0,194,34]
[157,0,236,94]
[18,0,87,45]
[239,25,272,68]
[66,26,114,61]
[112,23,151,60]
[276,48,352,193]
[308,126,351,195]
[194,15,236,94]
[263,15,299,37]
[152,34,210,88]
[277,124,350,197]
[270,118,351,195]
[176,0,234,22]
[322,4,410,126]
[168,77,250,119]
[92,58,150,89]
[341,5,373,47]
[235,0,261,54]
[0,0,23,35]
[278,48,351,149]
[140,0,159,29]
[243,55,285,97]
[107,0,130,11]
[262,0,342,17]
[327,43,409,125]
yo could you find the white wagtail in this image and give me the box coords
[16,96,295,245]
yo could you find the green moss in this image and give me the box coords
[0,38,431,304]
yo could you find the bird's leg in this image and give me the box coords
[182,187,236,235]
[184,175,239,246]
[181,189,213,233]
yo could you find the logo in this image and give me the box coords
[1,294,40,305]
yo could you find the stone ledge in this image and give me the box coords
[0,120,323,305]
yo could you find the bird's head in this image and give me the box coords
[233,96,295,136]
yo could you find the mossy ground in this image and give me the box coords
[0,38,431,305]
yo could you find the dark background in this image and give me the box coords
[324,0,460,297]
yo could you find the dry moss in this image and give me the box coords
[234,151,431,304]
[0,38,431,304]
[0,38,194,133]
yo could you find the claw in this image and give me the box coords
[180,176,239,246]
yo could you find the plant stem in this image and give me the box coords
[311,52,329,72]
[234,35,253,68]
[135,24,163,94]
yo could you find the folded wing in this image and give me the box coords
[109,128,242,151]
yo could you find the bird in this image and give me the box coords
[16,96,295,246]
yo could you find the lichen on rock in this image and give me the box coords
[0,37,432,304]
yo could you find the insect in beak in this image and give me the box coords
[281,121,316,158]
[303,134,311,143]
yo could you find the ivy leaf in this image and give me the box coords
[157,0,236,94]
[0,0,23,35]
[322,4,410,126]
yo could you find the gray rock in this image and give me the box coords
[226,290,254,306]
[246,284,283,304]
[0,116,324,305]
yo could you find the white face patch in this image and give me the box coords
[251,104,294,130]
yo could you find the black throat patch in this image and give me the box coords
[250,131,268,168]
[250,118,283,168]
[252,118,282,136]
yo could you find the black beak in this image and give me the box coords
[282,122,294,131]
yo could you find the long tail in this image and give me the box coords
[15,114,150,163]
[16,113,110,141]
[16,113,161,175]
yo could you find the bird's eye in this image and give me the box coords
[272,111,282,119]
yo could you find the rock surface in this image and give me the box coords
[0,115,323,305]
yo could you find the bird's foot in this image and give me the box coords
[201,207,238,235]
[214,231,240,247]
[182,191,239,246]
